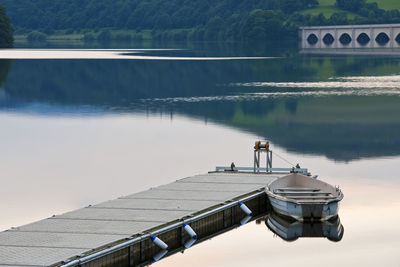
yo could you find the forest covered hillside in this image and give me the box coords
[0,5,13,47]
[303,0,400,18]
[1,0,400,43]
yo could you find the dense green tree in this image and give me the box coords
[0,59,12,87]
[154,13,172,30]
[0,6,13,48]
[27,31,47,42]
[336,0,366,12]
[328,12,348,25]
[83,32,96,42]
[204,16,224,40]
[0,0,315,39]
[333,0,400,25]
[1,0,400,43]
[239,10,286,41]
[97,30,111,42]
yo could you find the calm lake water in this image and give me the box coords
[1,42,399,266]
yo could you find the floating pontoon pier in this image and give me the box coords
[0,142,309,267]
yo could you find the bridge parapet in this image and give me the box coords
[300,24,400,49]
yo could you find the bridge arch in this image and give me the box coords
[396,33,400,44]
[323,33,334,45]
[307,33,318,45]
[339,33,352,45]
[375,32,390,45]
[357,33,370,46]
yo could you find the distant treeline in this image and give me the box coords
[0,0,316,42]
[1,0,400,43]
[309,0,400,26]
[0,5,13,47]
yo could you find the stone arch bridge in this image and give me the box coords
[300,24,400,49]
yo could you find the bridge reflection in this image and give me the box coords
[300,47,400,55]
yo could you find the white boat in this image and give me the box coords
[265,173,343,221]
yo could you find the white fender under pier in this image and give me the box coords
[152,249,168,262]
[151,236,168,250]
[183,238,197,249]
[183,223,197,239]
[239,215,252,226]
[238,202,253,216]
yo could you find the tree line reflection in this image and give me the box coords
[0,54,399,162]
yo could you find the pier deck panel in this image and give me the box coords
[10,219,159,236]
[0,231,123,249]
[0,246,84,266]
[122,189,241,201]
[0,172,284,267]
[56,207,189,222]
[94,198,218,211]
[153,182,265,192]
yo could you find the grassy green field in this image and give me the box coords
[302,0,400,18]
[367,0,400,10]
[301,6,355,18]
[301,0,357,18]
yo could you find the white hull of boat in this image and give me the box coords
[266,173,343,221]
[268,196,340,221]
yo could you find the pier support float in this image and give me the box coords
[183,223,197,239]
[183,238,196,249]
[239,202,253,216]
[152,250,168,262]
[239,215,252,226]
[151,236,168,250]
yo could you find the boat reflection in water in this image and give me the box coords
[263,212,344,242]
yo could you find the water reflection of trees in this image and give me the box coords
[2,58,314,104]
[0,59,12,87]
[168,97,400,162]
[2,56,400,161]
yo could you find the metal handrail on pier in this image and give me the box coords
[215,141,307,175]
[214,166,308,174]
